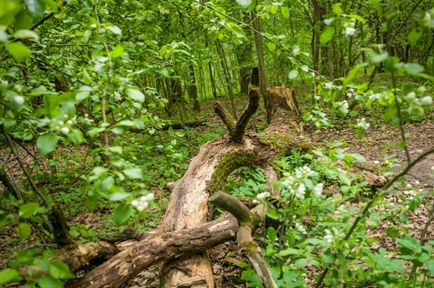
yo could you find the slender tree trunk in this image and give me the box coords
[188,65,200,112]
[251,10,270,122]
[205,34,218,98]
[216,39,237,118]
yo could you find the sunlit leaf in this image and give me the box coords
[36,133,58,154]
[126,88,145,103]
[320,26,335,44]
[113,204,133,225]
[0,268,20,285]
[18,222,31,240]
[7,42,31,62]
[19,203,39,219]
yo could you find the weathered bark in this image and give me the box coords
[57,241,119,272]
[74,214,237,288]
[159,136,258,287]
[209,192,277,288]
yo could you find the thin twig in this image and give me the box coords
[1,126,49,206]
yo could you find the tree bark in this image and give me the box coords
[73,214,238,288]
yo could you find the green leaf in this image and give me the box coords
[408,28,422,45]
[279,248,302,257]
[37,275,63,288]
[123,167,143,179]
[0,268,20,284]
[126,88,145,102]
[332,3,343,15]
[36,134,58,154]
[403,63,424,75]
[281,6,289,18]
[266,209,280,220]
[19,203,39,219]
[13,29,39,41]
[320,26,335,44]
[25,0,45,17]
[368,51,388,64]
[109,190,130,201]
[288,70,299,80]
[113,203,133,225]
[109,45,124,59]
[49,260,74,279]
[106,25,122,35]
[19,222,31,240]
[7,42,31,62]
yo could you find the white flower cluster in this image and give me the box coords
[256,191,270,200]
[324,229,334,244]
[356,118,370,130]
[131,193,154,211]
[295,165,316,178]
[14,95,25,105]
[281,166,323,200]
[344,20,356,36]
[295,223,307,234]
[336,100,349,115]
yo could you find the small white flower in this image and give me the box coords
[13,95,24,105]
[324,82,333,89]
[60,127,70,134]
[420,96,432,105]
[256,191,270,200]
[356,118,370,130]
[131,200,139,207]
[144,193,154,201]
[67,120,73,125]
[235,0,252,8]
[324,229,334,243]
[407,92,416,99]
[373,160,380,165]
[345,27,356,36]
[84,113,89,118]
[313,183,323,197]
[369,93,381,100]
[282,176,294,187]
[295,223,307,234]
[296,184,305,199]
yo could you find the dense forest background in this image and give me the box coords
[0,0,433,287]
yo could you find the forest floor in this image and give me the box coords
[0,95,433,287]
[128,96,434,287]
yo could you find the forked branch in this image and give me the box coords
[215,88,260,143]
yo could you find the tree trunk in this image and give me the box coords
[188,64,200,112]
[251,10,270,123]
[216,40,237,118]
[73,215,238,288]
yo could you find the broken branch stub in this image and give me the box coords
[215,87,260,143]
[210,191,277,288]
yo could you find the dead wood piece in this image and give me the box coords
[160,137,257,288]
[214,102,236,134]
[232,88,260,143]
[56,241,118,271]
[215,88,260,143]
[210,191,277,288]
[74,214,238,288]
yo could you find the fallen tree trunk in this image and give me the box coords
[73,214,238,287]
[72,86,306,287]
